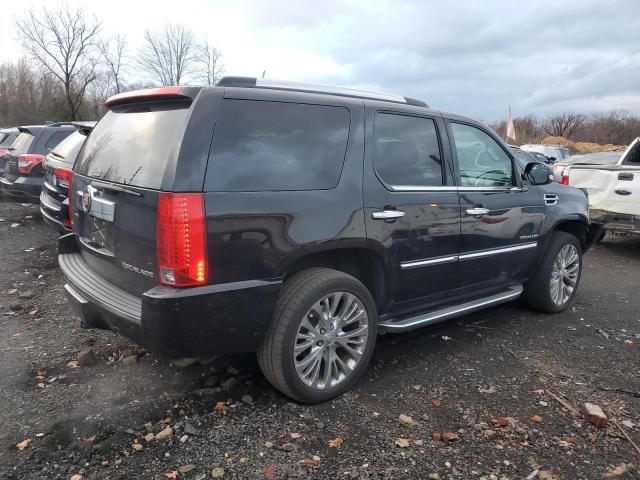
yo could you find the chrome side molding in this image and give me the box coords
[401,255,457,270]
[400,242,538,269]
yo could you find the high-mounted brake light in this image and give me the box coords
[55,167,74,228]
[105,86,185,107]
[157,192,208,287]
[18,154,44,174]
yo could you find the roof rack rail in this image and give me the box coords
[216,76,428,107]
[43,121,90,128]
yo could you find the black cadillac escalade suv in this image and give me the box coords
[59,78,599,403]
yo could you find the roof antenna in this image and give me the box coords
[261,70,266,78]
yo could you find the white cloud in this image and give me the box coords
[1,0,639,121]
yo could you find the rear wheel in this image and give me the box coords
[523,232,582,313]
[258,268,377,403]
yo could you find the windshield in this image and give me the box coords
[75,101,190,189]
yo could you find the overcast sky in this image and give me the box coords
[1,0,639,122]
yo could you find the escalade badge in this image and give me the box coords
[81,186,94,212]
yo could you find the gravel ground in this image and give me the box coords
[0,200,639,480]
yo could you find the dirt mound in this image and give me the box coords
[541,136,625,154]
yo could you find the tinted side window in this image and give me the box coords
[205,100,350,192]
[373,113,443,187]
[450,123,513,187]
[44,131,72,151]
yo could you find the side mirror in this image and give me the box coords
[546,156,556,164]
[524,162,552,185]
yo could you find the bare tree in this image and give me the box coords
[98,33,127,94]
[138,23,201,86]
[0,58,64,126]
[199,38,224,85]
[541,111,586,139]
[15,5,101,120]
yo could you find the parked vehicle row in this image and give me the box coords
[0,122,91,202]
[46,78,602,403]
[40,123,96,232]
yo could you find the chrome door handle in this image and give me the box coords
[372,210,405,220]
[466,207,490,216]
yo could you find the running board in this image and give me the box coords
[378,285,524,333]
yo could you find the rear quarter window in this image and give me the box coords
[205,99,350,192]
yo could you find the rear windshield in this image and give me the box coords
[10,132,34,154]
[0,132,17,147]
[49,130,89,163]
[205,99,350,192]
[75,101,190,189]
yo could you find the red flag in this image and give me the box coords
[506,106,516,141]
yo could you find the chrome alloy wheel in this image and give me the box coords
[550,244,580,305]
[293,291,369,390]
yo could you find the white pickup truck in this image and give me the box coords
[565,137,640,237]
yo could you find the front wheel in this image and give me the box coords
[258,268,377,403]
[523,232,583,313]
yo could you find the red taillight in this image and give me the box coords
[18,154,44,174]
[157,192,208,287]
[55,167,73,228]
[561,170,570,185]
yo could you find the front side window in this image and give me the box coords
[205,99,350,192]
[373,113,443,187]
[450,123,513,187]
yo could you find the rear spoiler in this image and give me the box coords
[104,87,201,107]
[71,123,96,136]
[18,126,37,135]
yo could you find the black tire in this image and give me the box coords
[257,268,377,403]
[523,231,583,313]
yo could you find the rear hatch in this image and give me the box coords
[42,129,92,226]
[72,95,196,296]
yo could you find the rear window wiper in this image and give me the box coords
[90,180,143,197]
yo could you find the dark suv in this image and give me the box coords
[40,123,96,233]
[59,78,599,403]
[0,123,80,200]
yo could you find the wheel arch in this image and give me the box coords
[552,216,589,250]
[281,246,387,309]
